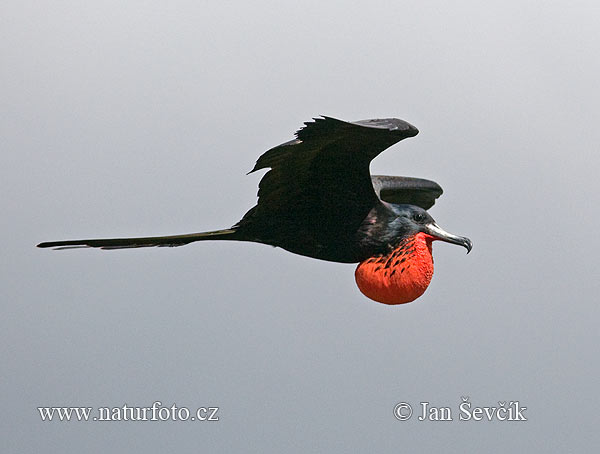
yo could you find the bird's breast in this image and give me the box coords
[354,233,434,304]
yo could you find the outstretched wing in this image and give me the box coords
[36,229,238,250]
[371,175,443,210]
[236,116,419,251]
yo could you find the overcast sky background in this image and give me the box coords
[3,1,599,452]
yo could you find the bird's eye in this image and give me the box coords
[413,213,425,222]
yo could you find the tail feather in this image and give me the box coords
[37,228,239,250]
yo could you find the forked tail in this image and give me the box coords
[36,228,240,250]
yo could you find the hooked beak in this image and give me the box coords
[424,222,472,253]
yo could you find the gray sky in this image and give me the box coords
[3,1,600,452]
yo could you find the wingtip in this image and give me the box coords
[37,241,65,249]
[37,241,87,250]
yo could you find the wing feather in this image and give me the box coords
[371,175,443,210]
[237,116,419,248]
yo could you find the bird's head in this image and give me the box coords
[355,204,472,305]
[387,204,472,253]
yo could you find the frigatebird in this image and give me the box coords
[38,116,472,304]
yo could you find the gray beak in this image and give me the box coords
[424,222,472,253]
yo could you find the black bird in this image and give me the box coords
[38,116,472,304]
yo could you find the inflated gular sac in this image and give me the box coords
[355,233,435,305]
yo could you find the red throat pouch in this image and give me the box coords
[355,233,435,305]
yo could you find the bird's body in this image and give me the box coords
[38,116,472,304]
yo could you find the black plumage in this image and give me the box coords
[37,116,467,264]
